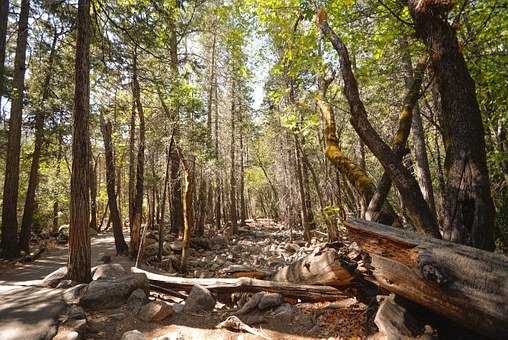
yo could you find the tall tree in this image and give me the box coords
[67,0,91,282]
[19,26,60,253]
[229,77,238,234]
[100,114,129,255]
[407,0,495,250]
[0,0,30,259]
[0,0,8,106]
[130,50,145,258]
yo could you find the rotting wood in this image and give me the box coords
[344,218,508,338]
[132,267,347,302]
[271,247,356,287]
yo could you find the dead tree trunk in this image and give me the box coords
[344,218,508,338]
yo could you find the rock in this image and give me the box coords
[64,318,87,333]
[63,284,88,304]
[58,224,70,237]
[169,240,183,252]
[89,228,98,237]
[184,284,216,313]
[127,288,148,313]
[91,263,126,280]
[138,301,175,322]
[66,305,86,320]
[172,303,184,313]
[100,255,112,264]
[144,243,158,257]
[258,292,283,310]
[121,330,147,340]
[42,266,67,287]
[272,303,296,318]
[79,273,148,309]
[54,330,80,340]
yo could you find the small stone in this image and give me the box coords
[42,266,68,287]
[258,292,283,310]
[57,280,76,289]
[64,331,80,340]
[63,284,88,304]
[121,330,147,340]
[127,288,148,313]
[184,284,216,313]
[91,263,125,280]
[138,301,175,322]
[67,305,86,320]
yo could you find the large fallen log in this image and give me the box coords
[344,218,508,338]
[131,267,346,302]
[271,247,356,286]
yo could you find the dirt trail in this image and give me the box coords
[0,231,132,340]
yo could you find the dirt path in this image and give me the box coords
[0,231,132,340]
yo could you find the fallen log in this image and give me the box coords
[271,247,356,286]
[132,267,346,302]
[344,218,508,338]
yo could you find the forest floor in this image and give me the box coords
[0,220,377,339]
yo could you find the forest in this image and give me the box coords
[0,0,507,339]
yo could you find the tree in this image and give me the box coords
[0,0,8,105]
[19,25,60,253]
[130,49,145,258]
[67,0,91,282]
[407,0,495,250]
[100,114,128,255]
[1,0,30,259]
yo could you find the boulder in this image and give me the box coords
[138,301,175,322]
[121,330,147,340]
[91,263,126,280]
[79,273,148,309]
[127,288,148,313]
[42,266,68,287]
[184,284,216,313]
[66,305,86,320]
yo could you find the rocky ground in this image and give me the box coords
[38,219,378,339]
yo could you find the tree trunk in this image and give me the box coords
[344,218,508,338]
[168,18,183,235]
[19,27,59,253]
[88,148,98,231]
[0,0,9,104]
[178,148,194,271]
[229,79,238,234]
[128,98,136,232]
[0,0,30,259]
[407,0,495,250]
[400,38,437,217]
[130,49,145,259]
[100,114,128,255]
[195,171,207,237]
[67,0,91,283]
[317,11,440,238]
[159,137,173,262]
[239,105,247,226]
[365,56,428,220]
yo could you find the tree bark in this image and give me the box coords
[100,114,128,255]
[239,103,247,226]
[0,0,8,104]
[19,26,59,253]
[407,0,495,250]
[88,147,98,231]
[128,98,136,232]
[316,11,440,238]
[168,18,183,235]
[0,0,30,259]
[229,78,238,234]
[159,137,173,262]
[67,0,91,283]
[178,147,194,271]
[344,218,508,338]
[130,49,145,258]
